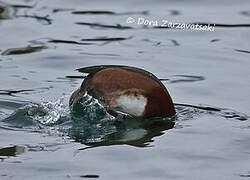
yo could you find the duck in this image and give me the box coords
[70,65,175,119]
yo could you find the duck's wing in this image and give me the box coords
[76,65,164,87]
[76,65,124,74]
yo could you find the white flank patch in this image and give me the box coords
[115,94,147,116]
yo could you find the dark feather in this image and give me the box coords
[76,65,165,88]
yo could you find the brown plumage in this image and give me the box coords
[70,65,175,118]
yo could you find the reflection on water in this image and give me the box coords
[1,94,248,151]
[240,10,250,17]
[0,95,173,149]
[75,22,133,30]
[77,119,175,150]
[235,49,250,54]
[79,175,100,178]
[48,39,94,45]
[70,95,175,148]
[0,4,10,19]
[0,146,25,157]
[16,14,52,25]
[72,10,149,15]
[1,45,47,56]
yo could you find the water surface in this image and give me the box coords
[0,0,250,179]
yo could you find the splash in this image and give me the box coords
[69,94,117,144]
[1,95,71,130]
[1,94,248,149]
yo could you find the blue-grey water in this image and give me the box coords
[1,0,250,179]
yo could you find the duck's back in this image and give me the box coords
[70,65,176,118]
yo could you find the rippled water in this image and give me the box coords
[1,0,250,179]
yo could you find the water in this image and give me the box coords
[1,0,250,179]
